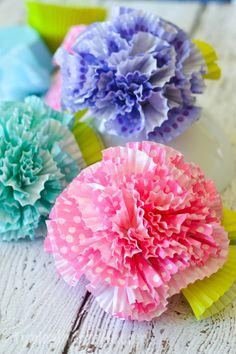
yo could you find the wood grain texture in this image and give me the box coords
[0,2,236,354]
[0,241,88,354]
[67,295,236,354]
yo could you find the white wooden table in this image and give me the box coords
[0,1,236,353]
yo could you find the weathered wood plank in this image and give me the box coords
[67,295,236,354]
[0,241,88,354]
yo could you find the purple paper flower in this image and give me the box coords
[56,7,207,143]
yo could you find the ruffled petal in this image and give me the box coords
[0,97,83,241]
[148,105,201,143]
[46,142,228,320]
[182,245,236,320]
[57,7,220,142]
[143,92,169,133]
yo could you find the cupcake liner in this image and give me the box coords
[72,113,104,166]
[45,25,86,110]
[45,188,88,285]
[26,1,107,52]
[41,100,103,167]
[87,282,169,321]
[0,26,52,71]
[45,141,230,321]
[0,26,52,100]
[168,224,229,297]
[56,7,221,146]
[45,72,62,111]
[222,208,236,241]
[0,100,82,241]
[193,39,221,80]
[183,42,207,79]
[61,25,86,54]
[37,114,85,171]
[26,95,72,126]
[182,245,236,320]
[45,219,81,286]
[201,282,236,319]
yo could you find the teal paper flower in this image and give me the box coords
[0,96,83,241]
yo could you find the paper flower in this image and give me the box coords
[45,25,86,111]
[0,26,53,101]
[0,96,84,241]
[45,73,62,111]
[45,141,229,321]
[183,208,236,320]
[56,7,220,143]
[61,25,87,55]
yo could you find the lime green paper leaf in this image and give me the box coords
[72,115,104,166]
[26,1,107,52]
[193,39,221,80]
[222,208,236,241]
[182,246,236,320]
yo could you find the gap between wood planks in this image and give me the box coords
[59,4,208,354]
[62,292,91,354]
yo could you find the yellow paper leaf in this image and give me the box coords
[72,114,104,166]
[193,39,221,80]
[182,246,236,320]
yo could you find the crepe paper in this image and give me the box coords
[45,26,86,111]
[56,7,221,144]
[0,26,53,101]
[193,39,221,80]
[182,246,236,320]
[0,96,86,242]
[26,1,107,52]
[45,141,229,321]
[222,208,236,241]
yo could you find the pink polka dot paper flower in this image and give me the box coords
[45,142,229,321]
